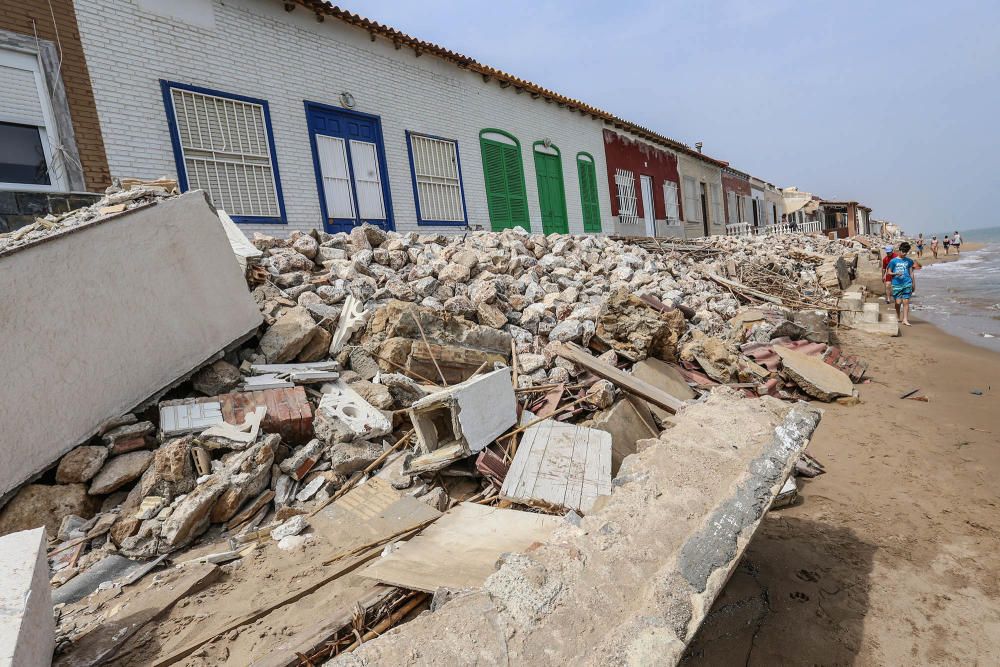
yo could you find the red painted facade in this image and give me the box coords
[721,171,751,225]
[602,129,681,220]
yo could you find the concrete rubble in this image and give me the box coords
[0,185,881,665]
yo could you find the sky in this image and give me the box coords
[353,0,999,233]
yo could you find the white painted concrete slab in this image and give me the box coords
[0,528,54,666]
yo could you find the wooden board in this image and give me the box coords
[501,419,612,513]
[558,342,686,413]
[360,503,561,592]
[55,563,219,667]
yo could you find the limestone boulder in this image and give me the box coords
[596,289,686,362]
[210,436,276,524]
[0,484,100,536]
[88,451,154,495]
[328,440,384,475]
[139,437,198,502]
[776,346,854,402]
[259,306,319,363]
[55,446,109,484]
[159,476,227,550]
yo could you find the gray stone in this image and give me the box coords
[56,445,109,484]
[192,359,242,396]
[328,440,384,475]
[88,451,154,495]
[776,346,853,401]
[0,484,100,537]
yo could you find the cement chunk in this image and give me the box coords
[0,528,53,667]
[775,345,854,401]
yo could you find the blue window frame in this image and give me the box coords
[405,131,469,227]
[160,80,286,224]
[305,101,395,234]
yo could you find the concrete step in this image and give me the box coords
[860,302,881,323]
[839,293,864,313]
[852,320,900,336]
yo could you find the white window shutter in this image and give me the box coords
[348,140,386,220]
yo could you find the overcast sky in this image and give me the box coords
[355,0,998,233]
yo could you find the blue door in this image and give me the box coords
[306,102,394,233]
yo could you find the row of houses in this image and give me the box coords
[0,0,878,239]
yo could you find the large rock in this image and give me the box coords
[0,484,100,536]
[259,306,319,363]
[210,436,277,523]
[55,446,109,484]
[159,476,226,550]
[596,289,686,362]
[297,326,332,362]
[138,437,197,502]
[775,346,854,401]
[88,450,153,495]
[192,359,242,396]
[328,440,384,475]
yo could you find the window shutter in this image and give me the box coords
[316,135,355,219]
[503,144,529,228]
[348,140,386,220]
[577,158,601,233]
[682,176,700,223]
[663,181,679,223]
[481,139,511,229]
[710,184,723,227]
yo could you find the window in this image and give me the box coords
[576,153,602,233]
[407,132,467,226]
[615,169,638,224]
[710,183,723,227]
[0,49,62,190]
[162,81,285,223]
[682,176,700,223]
[663,180,680,224]
[479,129,529,231]
[726,191,738,224]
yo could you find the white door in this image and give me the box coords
[640,175,656,237]
[315,135,356,219]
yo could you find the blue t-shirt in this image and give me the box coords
[887,256,914,288]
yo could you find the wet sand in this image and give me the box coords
[684,292,1000,665]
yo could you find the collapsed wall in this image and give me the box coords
[337,390,821,666]
[0,191,262,499]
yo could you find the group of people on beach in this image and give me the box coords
[913,231,962,259]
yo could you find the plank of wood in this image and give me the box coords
[55,563,219,667]
[359,503,561,592]
[247,586,398,667]
[557,343,686,413]
[500,419,612,513]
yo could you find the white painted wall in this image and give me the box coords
[73,0,613,237]
[676,152,724,237]
[0,528,53,666]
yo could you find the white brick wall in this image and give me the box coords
[73,0,613,238]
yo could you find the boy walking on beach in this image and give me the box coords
[887,241,916,326]
[881,245,896,303]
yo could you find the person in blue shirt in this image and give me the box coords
[886,241,916,327]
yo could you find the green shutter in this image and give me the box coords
[577,157,602,233]
[480,134,529,231]
[503,144,529,229]
[534,149,568,235]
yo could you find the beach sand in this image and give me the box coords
[683,263,1000,665]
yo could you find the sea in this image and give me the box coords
[910,226,1000,352]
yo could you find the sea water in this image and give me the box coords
[911,226,1000,352]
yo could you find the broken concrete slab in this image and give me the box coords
[775,345,854,401]
[55,446,109,484]
[630,357,696,423]
[314,381,391,443]
[0,191,262,499]
[361,502,561,592]
[501,419,612,514]
[0,528,53,667]
[344,392,821,667]
[589,396,659,474]
[410,368,517,456]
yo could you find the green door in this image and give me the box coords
[533,145,568,234]
[480,131,529,231]
[576,153,602,233]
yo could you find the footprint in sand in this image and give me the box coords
[796,569,820,582]
[790,591,810,602]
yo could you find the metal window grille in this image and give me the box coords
[615,169,639,224]
[411,135,464,222]
[170,88,279,218]
[663,181,680,224]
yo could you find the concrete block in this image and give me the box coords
[589,396,659,474]
[409,368,516,456]
[838,293,863,313]
[316,380,392,442]
[0,528,54,666]
[0,192,262,498]
[860,303,880,323]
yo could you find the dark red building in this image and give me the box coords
[602,129,682,231]
[721,168,751,227]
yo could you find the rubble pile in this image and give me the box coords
[0,185,873,664]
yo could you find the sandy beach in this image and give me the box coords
[684,250,1000,665]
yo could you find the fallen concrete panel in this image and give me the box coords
[0,191,262,498]
[361,502,561,592]
[589,396,659,474]
[775,346,854,401]
[0,528,53,667]
[410,368,516,456]
[501,419,612,514]
[340,392,820,667]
